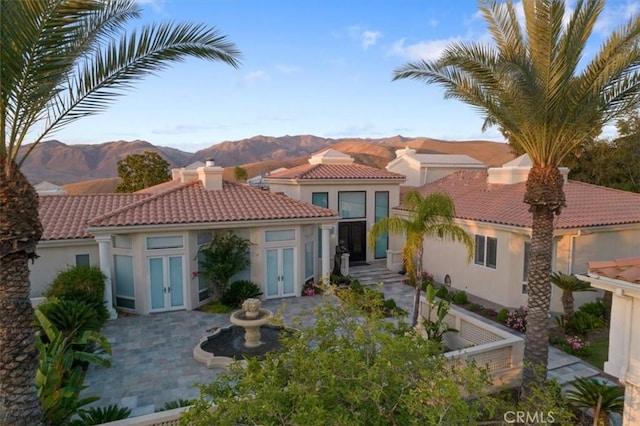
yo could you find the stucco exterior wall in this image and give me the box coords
[386,160,420,186]
[30,241,99,297]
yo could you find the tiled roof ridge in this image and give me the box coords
[567,179,640,197]
[39,192,148,199]
[86,180,200,226]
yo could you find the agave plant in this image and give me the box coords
[565,377,624,426]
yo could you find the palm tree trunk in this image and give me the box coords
[522,165,565,394]
[411,245,424,328]
[562,289,575,317]
[0,161,43,425]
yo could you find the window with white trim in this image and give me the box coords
[474,235,497,269]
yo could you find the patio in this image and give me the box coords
[81,262,610,418]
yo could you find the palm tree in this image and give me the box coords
[565,377,624,426]
[368,190,473,327]
[0,1,240,423]
[392,0,640,388]
[551,271,595,318]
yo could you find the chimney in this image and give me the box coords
[197,163,223,191]
[395,146,416,158]
[205,158,215,167]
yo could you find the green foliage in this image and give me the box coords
[565,377,624,425]
[181,296,498,425]
[115,151,171,193]
[338,282,407,318]
[434,285,451,301]
[551,271,595,317]
[220,280,262,308]
[451,291,468,305]
[36,298,102,340]
[35,310,111,425]
[368,190,474,327]
[45,266,109,325]
[198,232,252,297]
[565,310,604,335]
[577,300,607,322]
[72,404,132,425]
[233,166,248,182]
[421,283,458,344]
[159,399,196,411]
[200,300,234,314]
[497,308,509,323]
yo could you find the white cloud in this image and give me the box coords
[594,1,638,36]
[346,25,383,50]
[243,70,267,85]
[361,30,382,49]
[387,37,461,61]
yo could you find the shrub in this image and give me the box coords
[434,286,451,301]
[451,291,468,305]
[565,310,604,335]
[36,299,102,344]
[505,306,528,332]
[73,405,131,425]
[220,280,262,308]
[497,308,509,323]
[198,232,252,297]
[158,398,196,411]
[565,378,624,425]
[45,266,109,325]
[576,300,607,322]
[551,335,591,356]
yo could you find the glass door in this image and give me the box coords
[148,256,185,312]
[265,247,296,298]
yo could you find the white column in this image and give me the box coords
[320,224,332,284]
[95,235,118,320]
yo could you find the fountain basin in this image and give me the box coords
[230,308,273,348]
[193,324,293,369]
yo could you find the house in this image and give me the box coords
[386,147,485,187]
[265,149,406,264]
[34,181,67,195]
[578,257,640,426]
[247,167,288,189]
[31,160,339,317]
[391,154,640,312]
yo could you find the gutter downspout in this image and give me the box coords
[568,230,582,274]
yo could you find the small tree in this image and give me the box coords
[565,377,624,426]
[197,232,252,298]
[551,272,595,318]
[233,166,248,182]
[115,151,171,193]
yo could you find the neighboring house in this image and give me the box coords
[265,149,406,264]
[247,167,288,189]
[32,161,339,317]
[391,154,640,312]
[34,181,67,195]
[578,257,640,426]
[386,147,485,187]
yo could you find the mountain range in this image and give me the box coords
[18,135,514,193]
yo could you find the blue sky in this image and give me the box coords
[53,0,637,152]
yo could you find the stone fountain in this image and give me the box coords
[194,298,286,369]
[229,298,273,348]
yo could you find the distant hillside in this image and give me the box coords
[20,135,512,191]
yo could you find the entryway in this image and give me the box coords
[338,221,366,263]
[148,256,185,312]
[265,247,296,298]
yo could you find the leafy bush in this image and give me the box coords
[505,306,528,332]
[576,300,607,322]
[158,398,196,411]
[451,291,468,305]
[220,280,262,308]
[497,308,509,323]
[550,334,591,356]
[45,266,109,325]
[338,283,406,318]
[565,310,604,335]
[72,404,131,425]
[36,298,102,341]
[198,232,252,297]
[434,286,451,301]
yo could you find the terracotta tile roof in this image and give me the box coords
[87,180,338,228]
[398,170,640,229]
[39,194,149,240]
[588,257,640,284]
[267,163,405,180]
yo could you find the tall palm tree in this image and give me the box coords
[0,1,240,424]
[551,271,595,318]
[368,190,473,327]
[393,0,640,388]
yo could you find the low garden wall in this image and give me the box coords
[419,298,524,388]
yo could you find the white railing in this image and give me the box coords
[97,406,188,426]
[419,298,524,388]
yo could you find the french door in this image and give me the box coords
[338,221,367,263]
[265,247,295,298]
[148,256,185,312]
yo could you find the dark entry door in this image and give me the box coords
[338,221,366,263]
